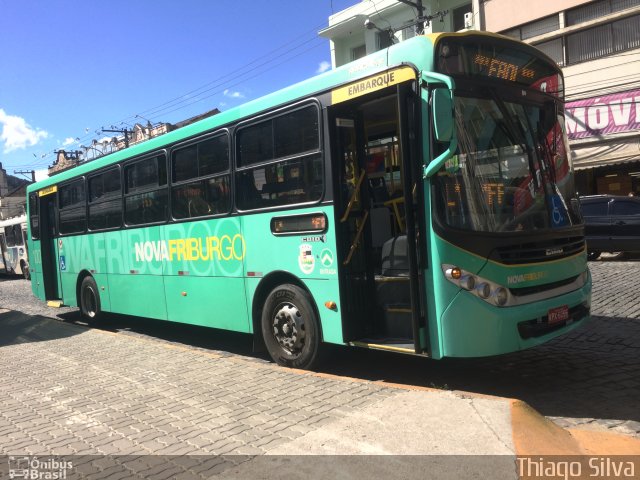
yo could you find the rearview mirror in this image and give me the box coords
[432,88,454,142]
[422,72,457,177]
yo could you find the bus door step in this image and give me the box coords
[349,338,427,356]
[383,304,413,339]
[46,300,63,308]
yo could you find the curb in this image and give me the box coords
[510,399,640,455]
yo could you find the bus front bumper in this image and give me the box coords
[439,275,592,358]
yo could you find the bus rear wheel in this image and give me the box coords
[261,284,321,370]
[80,276,101,321]
[21,261,30,280]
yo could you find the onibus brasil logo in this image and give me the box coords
[9,456,73,479]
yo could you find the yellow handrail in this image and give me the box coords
[343,210,369,266]
[340,169,366,223]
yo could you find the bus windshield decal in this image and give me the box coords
[331,67,415,105]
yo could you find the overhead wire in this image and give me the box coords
[13,14,355,170]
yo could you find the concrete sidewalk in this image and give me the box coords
[0,309,638,479]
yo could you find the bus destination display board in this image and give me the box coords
[436,35,563,97]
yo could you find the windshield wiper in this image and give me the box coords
[488,89,539,190]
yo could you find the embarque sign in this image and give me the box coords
[331,66,415,104]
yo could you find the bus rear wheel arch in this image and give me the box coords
[261,283,322,370]
[78,275,102,321]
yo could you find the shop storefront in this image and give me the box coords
[567,88,640,196]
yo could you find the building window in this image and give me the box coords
[566,14,640,64]
[567,0,640,27]
[534,38,565,65]
[401,23,416,40]
[500,14,560,40]
[452,3,473,31]
[351,44,366,61]
[376,31,394,49]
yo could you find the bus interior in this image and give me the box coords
[330,83,426,353]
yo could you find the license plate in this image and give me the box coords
[548,305,569,324]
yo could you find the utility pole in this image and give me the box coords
[101,128,129,148]
[14,169,36,183]
[397,0,448,34]
[398,0,425,34]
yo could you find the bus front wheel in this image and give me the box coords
[79,276,101,321]
[261,284,321,370]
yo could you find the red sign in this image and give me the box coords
[565,88,640,140]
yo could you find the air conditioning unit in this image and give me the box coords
[464,12,474,29]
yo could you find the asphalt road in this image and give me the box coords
[1,258,638,438]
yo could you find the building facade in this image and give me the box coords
[480,0,640,195]
[319,0,479,68]
[0,163,29,219]
[323,0,640,195]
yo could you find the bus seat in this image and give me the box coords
[381,235,409,276]
[370,207,392,248]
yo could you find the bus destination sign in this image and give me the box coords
[436,36,563,95]
[472,53,535,83]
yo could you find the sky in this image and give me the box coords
[0,0,357,181]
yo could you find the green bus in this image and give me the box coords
[27,32,591,369]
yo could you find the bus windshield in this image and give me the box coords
[434,88,581,233]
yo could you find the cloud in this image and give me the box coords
[0,109,49,153]
[62,137,76,147]
[223,89,244,99]
[316,61,331,74]
[34,169,49,182]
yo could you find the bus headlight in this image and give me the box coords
[494,287,508,306]
[442,264,512,307]
[459,275,475,290]
[476,283,490,299]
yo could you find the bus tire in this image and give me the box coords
[21,261,30,280]
[261,284,321,370]
[79,276,101,321]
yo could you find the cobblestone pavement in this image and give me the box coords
[0,257,638,460]
[320,259,640,438]
[0,307,397,457]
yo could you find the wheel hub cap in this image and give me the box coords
[272,304,305,354]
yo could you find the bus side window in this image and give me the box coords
[235,104,322,211]
[171,133,230,220]
[29,193,40,239]
[124,154,168,226]
[88,167,122,231]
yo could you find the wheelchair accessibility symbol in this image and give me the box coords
[550,195,567,227]
[59,255,66,271]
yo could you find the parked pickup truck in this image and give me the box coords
[580,194,640,260]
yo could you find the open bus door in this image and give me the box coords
[38,191,63,302]
[0,231,7,273]
[329,70,428,355]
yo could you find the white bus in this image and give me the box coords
[0,215,30,279]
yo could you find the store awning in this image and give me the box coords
[571,136,640,171]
